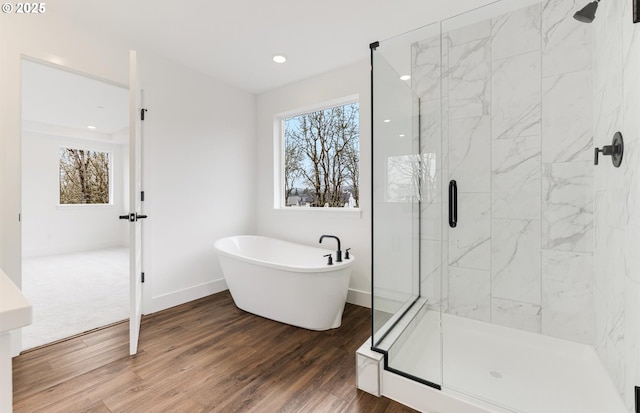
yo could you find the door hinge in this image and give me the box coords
[141,191,145,202]
[140,108,148,121]
[141,272,145,283]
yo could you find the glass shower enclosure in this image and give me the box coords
[370,0,630,411]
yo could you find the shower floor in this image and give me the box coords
[387,310,626,413]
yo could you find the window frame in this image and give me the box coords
[274,94,361,213]
[57,146,114,207]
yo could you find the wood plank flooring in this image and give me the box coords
[13,291,418,413]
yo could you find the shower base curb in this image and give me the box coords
[357,339,501,413]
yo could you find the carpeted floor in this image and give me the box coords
[21,247,129,350]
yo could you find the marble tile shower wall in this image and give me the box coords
[414,0,596,345]
[415,33,446,311]
[593,0,640,406]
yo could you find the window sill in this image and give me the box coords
[273,207,362,219]
[56,203,115,209]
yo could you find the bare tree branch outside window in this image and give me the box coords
[59,148,111,204]
[283,102,359,208]
[385,153,438,203]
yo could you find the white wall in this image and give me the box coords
[0,10,257,354]
[256,61,372,306]
[138,52,256,312]
[21,131,128,257]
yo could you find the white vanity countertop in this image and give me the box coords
[0,269,32,333]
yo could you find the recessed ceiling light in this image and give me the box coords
[399,134,405,137]
[273,55,287,63]
[400,75,411,81]
[383,119,391,123]
[87,125,96,129]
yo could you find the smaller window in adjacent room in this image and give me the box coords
[281,100,359,208]
[59,148,111,205]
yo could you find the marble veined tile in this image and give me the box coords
[421,197,443,242]
[420,99,442,158]
[448,38,490,120]
[491,2,541,61]
[445,19,491,47]
[623,276,640,410]
[357,351,382,396]
[491,297,541,333]
[600,336,625,396]
[603,228,625,354]
[542,0,592,77]
[421,239,445,308]
[623,23,640,230]
[593,192,622,346]
[623,0,640,70]
[542,161,594,252]
[449,193,490,270]
[491,219,541,305]
[491,136,541,220]
[491,51,541,140]
[594,82,622,162]
[624,113,640,288]
[448,266,490,322]
[449,116,490,193]
[542,70,593,163]
[413,36,442,101]
[592,0,623,93]
[597,233,624,394]
[541,249,595,345]
[593,100,623,195]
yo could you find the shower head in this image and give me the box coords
[573,0,599,23]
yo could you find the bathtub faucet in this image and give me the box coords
[319,235,342,262]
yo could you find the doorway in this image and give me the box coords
[20,59,130,350]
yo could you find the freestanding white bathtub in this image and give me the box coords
[214,235,354,330]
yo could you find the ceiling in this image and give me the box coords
[53,0,496,94]
[22,60,129,137]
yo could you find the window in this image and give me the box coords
[59,148,111,205]
[282,100,359,208]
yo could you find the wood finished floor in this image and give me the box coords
[13,291,418,413]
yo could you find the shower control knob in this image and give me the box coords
[594,147,611,165]
[594,132,623,168]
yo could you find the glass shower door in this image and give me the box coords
[371,21,444,389]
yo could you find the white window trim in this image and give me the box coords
[57,146,114,207]
[273,94,361,214]
[271,207,362,218]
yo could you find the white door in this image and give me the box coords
[128,50,145,355]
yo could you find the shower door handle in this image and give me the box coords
[449,180,457,228]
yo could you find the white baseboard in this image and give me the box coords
[10,330,21,357]
[23,241,127,259]
[146,278,228,314]
[347,288,371,308]
[148,284,370,315]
